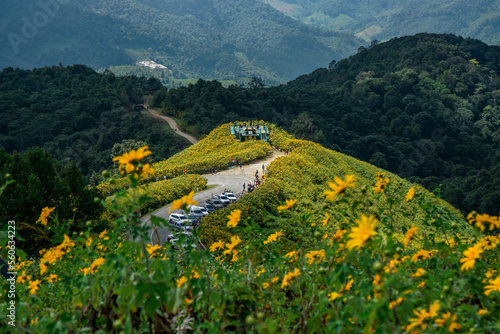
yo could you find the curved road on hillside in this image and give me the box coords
[138,107,285,246]
[146,107,199,145]
[141,153,284,246]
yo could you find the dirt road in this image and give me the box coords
[146,107,198,145]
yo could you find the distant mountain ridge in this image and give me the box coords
[260,0,500,45]
[0,0,363,83]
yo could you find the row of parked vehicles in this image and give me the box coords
[167,192,238,232]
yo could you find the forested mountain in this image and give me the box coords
[260,0,500,45]
[0,65,190,182]
[152,33,500,215]
[0,0,362,83]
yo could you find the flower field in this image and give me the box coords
[1,124,499,333]
[200,126,468,248]
[96,123,270,195]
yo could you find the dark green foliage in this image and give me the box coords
[0,148,104,255]
[0,65,190,181]
[153,33,500,214]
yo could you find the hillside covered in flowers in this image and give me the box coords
[1,123,499,333]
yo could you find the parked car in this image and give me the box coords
[188,205,207,218]
[218,195,231,206]
[226,192,237,202]
[207,198,224,209]
[168,212,190,224]
[199,203,215,213]
[170,221,193,232]
[198,206,209,216]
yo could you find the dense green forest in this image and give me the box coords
[0,148,104,255]
[260,0,500,44]
[152,33,500,215]
[0,65,190,182]
[0,0,362,83]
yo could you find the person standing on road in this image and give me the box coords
[262,164,265,171]
[243,183,246,192]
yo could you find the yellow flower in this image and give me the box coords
[459,243,484,271]
[209,240,225,252]
[435,312,461,332]
[332,228,346,242]
[223,235,241,255]
[17,271,31,284]
[231,250,239,262]
[177,276,187,288]
[31,317,38,325]
[467,212,500,231]
[305,249,325,265]
[37,207,55,225]
[113,146,152,175]
[39,262,48,276]
[271,276,280,284]
[418,281,426,288]
[406,300,440,331]
[191,268,200,279]
[477,309,488,316]
[80,257,105,275]
[406,309,429,331]
[227,209,241,228]
[484,275,500,296]
[341,278,354,292]
[61,234,75,249]
[345,214,378,250]
[322,212,330,226]
[46,274,58,283]
[262,282,270,289]
[277,199,298,212]
[389,297,404,309]
[284,250,298,262]
[86,237,94,247]
[324,175,356,201]
[411,250,434,263]
[328,292,343,301]
[99,229,109,240]
[137,163,154,179]
[255,268,266,278]
[373,172,390,193]
[405,186,416,201]
[281,268,301,289]
[403,225,418,248]
[263,230,284,245]
[412,268,426,277]
[146,244,161,257]
[428,300,440,317]
[29,280,41,295]
[169,191,197,214]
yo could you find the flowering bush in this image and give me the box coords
[1,128,499,333]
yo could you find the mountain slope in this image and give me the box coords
[0,0,363,82]
[200,124,469,247]
[260,0,500,45]
[151,33,500,215]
